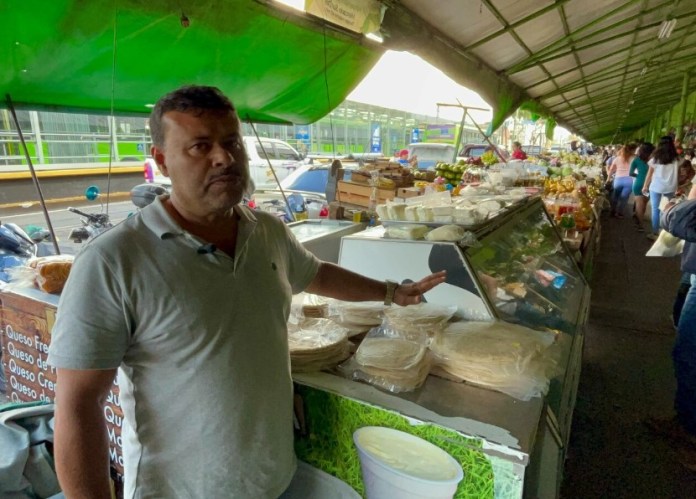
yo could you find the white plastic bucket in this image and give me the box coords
[353,426,464,499]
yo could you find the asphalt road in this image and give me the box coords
[1,199,136,255]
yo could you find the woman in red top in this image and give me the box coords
[511,141,527,160]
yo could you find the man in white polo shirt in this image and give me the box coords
[47,85,445,498]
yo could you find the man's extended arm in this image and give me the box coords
[305,262,446,306]
[54,368,117,499]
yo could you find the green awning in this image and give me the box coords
[0,0,382,123]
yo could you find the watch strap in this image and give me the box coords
[384,280,399,306]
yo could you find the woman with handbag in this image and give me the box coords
[643,136,679,240]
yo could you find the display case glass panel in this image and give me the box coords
[466,201,586,335]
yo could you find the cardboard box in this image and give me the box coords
[397,187,422,199]
[337,180,395,208]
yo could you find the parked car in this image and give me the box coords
[141,136,307,190]
[459,143,509,161]
[406,143,460,169]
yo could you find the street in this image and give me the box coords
[1,199,135,255]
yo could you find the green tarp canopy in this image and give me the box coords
[0,0,381,124]
[4,1,696,142]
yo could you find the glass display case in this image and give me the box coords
[332,196,591,497]
[466,200,586,336]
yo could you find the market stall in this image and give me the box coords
[290,196,589,498]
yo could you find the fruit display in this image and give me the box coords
[434,161,468,185]
[480,150,498,167]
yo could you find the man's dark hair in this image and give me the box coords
[149,85,236,147]
[653,135,677,165]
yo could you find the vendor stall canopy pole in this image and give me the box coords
[5,94,60,255]
[246,115,296,222]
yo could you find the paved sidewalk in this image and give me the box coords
[561,211,696,498]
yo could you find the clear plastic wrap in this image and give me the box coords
[7,255,74,294]
[288,318,350,373]
[327,300,385,336]
[290,292,330,320]
[382,303,457,343]
[429,321,560,401]
[384,224,431,240]
[340,327,432,393]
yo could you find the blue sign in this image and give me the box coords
[370,123,381,153]
[411,128,421,143]
[295,125,310,145]
[137,143,145,152]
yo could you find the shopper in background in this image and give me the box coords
[511,141,527,160]
[677,159,695,196]
[653,185,696,470]
[630,142,654,232]
[608,143,636,218]
[643,136,679,239]
[47,85,446,498]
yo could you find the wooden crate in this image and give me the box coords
[337,180,395,207]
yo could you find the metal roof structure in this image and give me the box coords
[380,0,696,143]
[2,1,695,144]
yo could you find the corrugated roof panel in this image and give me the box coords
[544,95,567,108]
[540,53,580,76]
[400,0,502,46]
[470,33,530,70]
[553,70,584,89]
[557,87,586,102]
[563,0,638,32]
[527,80,557,98]
[508,67,548,88]
[510,9,565,52]
[488,0,555,25]
[580,52,630,77]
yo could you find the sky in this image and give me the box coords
[347,51,494,126]
[275,0,571,143]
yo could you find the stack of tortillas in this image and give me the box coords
[330,301,385,337]
[291,293,329,318]
[288,319,350,373]
[383,303,458,343]
[354,337,430,392]
[429,321,558,401]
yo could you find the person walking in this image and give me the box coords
[629,142,654,232]
[47,85,446,498]
[643,136,679,239]
[608,143,635,218]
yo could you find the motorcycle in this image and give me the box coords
[67,206,113,243]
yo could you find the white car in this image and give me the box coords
[142,136,306,190]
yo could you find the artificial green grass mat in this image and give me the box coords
[295,386,509,498]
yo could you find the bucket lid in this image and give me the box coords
[353,426,463,483]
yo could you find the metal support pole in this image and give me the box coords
[678,72,691,141]
[246,115,295,222]
[5,94,60,255]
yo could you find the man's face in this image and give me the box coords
[152,109,249,217]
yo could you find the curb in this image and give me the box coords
[0,192,131,210]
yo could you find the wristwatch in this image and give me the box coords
[384,280,399,306]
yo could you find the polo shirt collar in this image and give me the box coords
[141,195,258,241]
